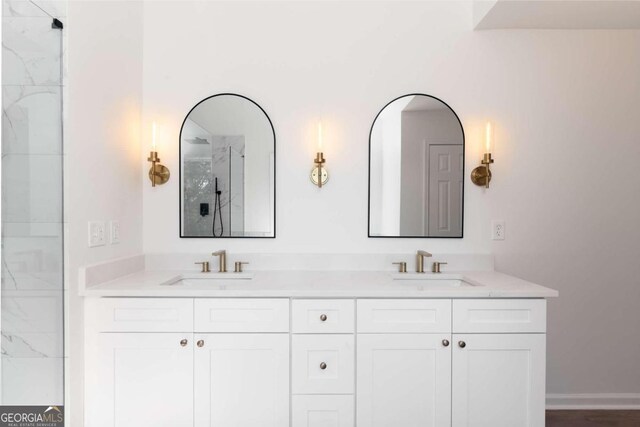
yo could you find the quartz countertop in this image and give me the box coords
[81,270,558,298]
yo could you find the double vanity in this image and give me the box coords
[82,253,557,427]
[83,91,557,426]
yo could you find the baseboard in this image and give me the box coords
[547,393,640,410]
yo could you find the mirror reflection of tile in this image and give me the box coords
[184,135,245,237]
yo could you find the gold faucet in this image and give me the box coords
[211,250,227,273]
[416,250,432,273]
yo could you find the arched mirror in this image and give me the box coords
[368,94,464,238]
[180,94,275,238]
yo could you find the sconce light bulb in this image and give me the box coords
[317,122,323,151]
[485,121,493,153]
[152,122,157,150]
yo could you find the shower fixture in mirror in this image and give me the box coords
[180,94,275,238]
[368,94,464,238]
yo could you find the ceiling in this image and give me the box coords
[475,0,640,30]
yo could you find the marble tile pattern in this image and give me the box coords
[3,0,66,18]
[1,0,65,406]
[2,85,62,154]
[2,17,62,86]
[183,135,245,236]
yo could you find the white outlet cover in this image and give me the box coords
[88,221,106,247]
[110,220,120,244]
[492,220,505,240]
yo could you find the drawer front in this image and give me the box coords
[87,298,193,332]
[292,335,355,394]
[194,298,289,332]
[292,299,355,334]
[292,395,354,427]
[453,299,546,333]
[357,299,452,333]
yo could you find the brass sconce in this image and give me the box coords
[310,122,329,187]
[471,121,494,188]
[148,122,170,187]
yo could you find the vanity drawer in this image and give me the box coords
[87,298,193,332]
[357,299,452,333]
[194,298,289,332]
[292,335,355,394]
[292,395,354,427]
[292,299,355,334]
[453,299,546,333]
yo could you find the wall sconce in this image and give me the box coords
[471,121,494,188]
[310,122,329,188]
[148,122,170,187]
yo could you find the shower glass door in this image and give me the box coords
[1,0,65,419]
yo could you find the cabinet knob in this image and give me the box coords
[197,340,205,348]
[458,341,466,348]
[320,362,327,370]
[320,314,328,322]
[442,339,450,347]
[180,339,188,347]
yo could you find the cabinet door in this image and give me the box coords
[85,333,194,427]
[194,333,289,427]
[357,334,451,427]
[452,334,546,427]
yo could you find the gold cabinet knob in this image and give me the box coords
[197,340,205,348]
[320,362,327,370]
[442,339,450,347]
[180,339,188,347]
[458,341,466,348]
[320,314,328,322]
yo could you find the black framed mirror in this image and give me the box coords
[368,94,464,238]
[179,94,275,238]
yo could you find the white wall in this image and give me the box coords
[138,1,640,400]
[66,1,144,425]
[141,1,492,255]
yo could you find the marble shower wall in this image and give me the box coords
[183,135,245,237]
[1,0,65,405]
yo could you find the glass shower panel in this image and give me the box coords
[229,145,245,236]
[1,0,65,409]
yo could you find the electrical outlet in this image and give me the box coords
[110,221,120,244]
[88,221,106,247]
[492,220,505,240]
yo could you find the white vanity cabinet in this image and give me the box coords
[451,299,547,427]
[86,333,195,427]
[194,333,289,427]
[355,298,547,427]
[357,333,452,427]
[291,299,356,427]
[85,296,548,427]
[451,334,546,427]
[356,300,453,427]
[85,298,290,427]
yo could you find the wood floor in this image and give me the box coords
[546,410,640,426]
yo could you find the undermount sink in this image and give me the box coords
[162,272,254,286]
[390,273,477,287]
[182,272,253,280]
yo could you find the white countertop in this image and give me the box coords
[81,270,558,298]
